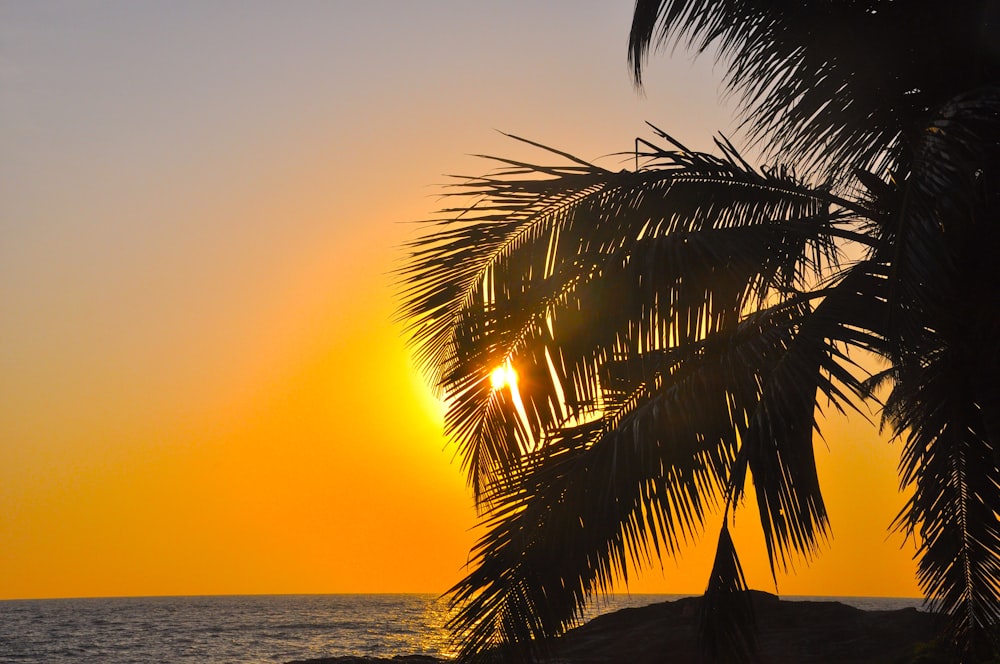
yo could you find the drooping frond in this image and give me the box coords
[444,261,884,661]
[728,258,889,576]
[628,0,1000,176]
[398,134,863,504]
[884,85,1000,656]
[701,522,755,663]
[445,300,811,661]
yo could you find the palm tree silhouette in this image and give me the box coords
[399,1,1000,661]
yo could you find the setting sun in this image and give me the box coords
[490,363,518,390]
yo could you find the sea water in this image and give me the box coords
[0,594,922,663]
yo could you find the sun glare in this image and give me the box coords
[490,363,518,390]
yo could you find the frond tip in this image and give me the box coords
[702,522,756,662]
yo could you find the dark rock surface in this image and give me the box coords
[288,591,946,663]
[286,656,442,664]
[547,591,943,663]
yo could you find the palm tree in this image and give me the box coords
[398,1,1000,661]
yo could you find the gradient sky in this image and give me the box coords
[0,1,919,600]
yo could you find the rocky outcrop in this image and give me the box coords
[546,591,944,663]
[288,591,949,663]
[286,656,442,664]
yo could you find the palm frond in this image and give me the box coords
[445,301,810,661]
[883,85,1000,655]
[444,273,886,660]
[628,1,1000,176]
[397,134,901,661]
[886,358,1000,656]
[727,258,891,576]
[399,136,858,503]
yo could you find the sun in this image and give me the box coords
[490,363,518,390]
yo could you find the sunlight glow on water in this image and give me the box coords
[0,595,454,663]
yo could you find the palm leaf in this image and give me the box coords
[399,135,897,660]
[883,85,1000,655]
[399,135,863,504]
[446,302,808,661]
[444,273,885,660]
[628,1,1000,177]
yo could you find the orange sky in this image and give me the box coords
[0,1,919,600]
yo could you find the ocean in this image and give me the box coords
[0,594,923,663]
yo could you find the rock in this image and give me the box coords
[547,591,945,663]
[286,656,443,664]
[288,592,949,663]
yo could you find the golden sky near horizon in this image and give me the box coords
[0,1,919,600]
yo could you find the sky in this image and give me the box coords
[0,1,920,600]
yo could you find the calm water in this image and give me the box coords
[0,593,923,663]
